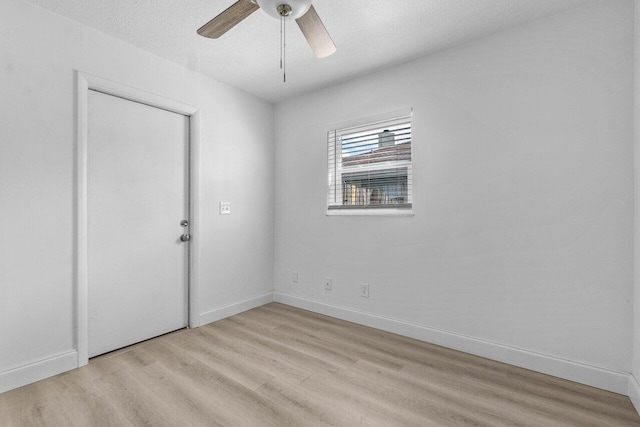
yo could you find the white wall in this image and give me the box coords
[0,0,274,385]
[631,0,640,411]
[275,0,634,392]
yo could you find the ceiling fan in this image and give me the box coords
[197,0,336,59]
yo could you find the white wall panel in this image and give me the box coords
[274,0,634,374]
[631,0,640,413]
[0,0,274,379]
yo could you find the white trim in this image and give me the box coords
[78,73,198,115]
[630,375,640,415]
[326,208,414,217]
[75,73,89,365]
[0,351,78,394]
[329,107,413,133]
[274,293,630,395]
[200,293,275,326]
[75,71,201,367]
[188,111,202,328]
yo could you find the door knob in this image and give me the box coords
[180,220,190,242]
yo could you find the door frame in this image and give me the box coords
[75,71,201,367]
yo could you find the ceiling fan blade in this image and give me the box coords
[197,0,260,39]
[295,5,336,59]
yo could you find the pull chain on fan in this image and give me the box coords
[277,4,291,82]
[279,14,286,82]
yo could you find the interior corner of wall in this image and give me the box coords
[629,374,640,415]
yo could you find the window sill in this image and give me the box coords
[326,207,414,217]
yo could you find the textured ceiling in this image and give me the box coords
[26,0,595,103]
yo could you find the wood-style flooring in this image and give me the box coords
[1,302,639,426]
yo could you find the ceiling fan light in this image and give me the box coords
[256,0,312,21]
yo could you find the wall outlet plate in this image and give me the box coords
[292,271,298,283]
[219,202,231,215]
[361,283,369,298]
[324,277,332,290]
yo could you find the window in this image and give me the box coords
[327,110,413,214]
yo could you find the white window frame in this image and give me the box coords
[327,109,414,216]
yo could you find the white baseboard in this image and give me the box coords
[2,295,631,402]
[199,292,275,326]
[629,375,640,415]
[274,293,629,395]
[0,351,78,394]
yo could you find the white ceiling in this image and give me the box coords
[27,0,595,103]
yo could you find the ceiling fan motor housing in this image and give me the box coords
[277,4,292,16]
[256,0,312,20]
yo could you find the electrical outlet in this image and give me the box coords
[219,202,231,215]
[361,283,369,298]
[324,277,332,291]
[292,271,298,284]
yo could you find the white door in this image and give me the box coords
[87,90,189,358]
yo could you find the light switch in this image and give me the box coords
[219,202,231,215]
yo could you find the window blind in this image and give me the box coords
[327,112,413,210]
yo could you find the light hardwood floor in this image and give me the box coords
[1,303,639,426]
